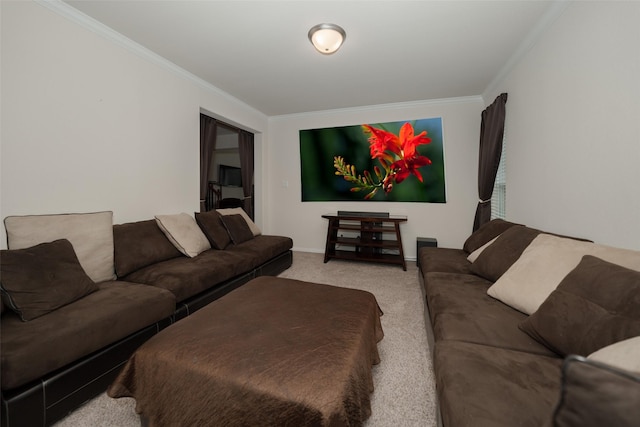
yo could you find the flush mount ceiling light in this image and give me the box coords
[308,23,346,55]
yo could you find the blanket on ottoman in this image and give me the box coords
[108,276,384,426]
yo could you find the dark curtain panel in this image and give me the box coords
[473,93,508,231]
[238,130,255,219]
[200,115,217,212]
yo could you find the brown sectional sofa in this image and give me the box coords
[419,220,640,427]
[113,218,293,319]
[1,211,293,427]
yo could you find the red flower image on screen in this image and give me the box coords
[334,123,432,199]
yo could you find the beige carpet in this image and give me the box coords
[54,251,437,426]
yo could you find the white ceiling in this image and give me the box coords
[63,0,558,116]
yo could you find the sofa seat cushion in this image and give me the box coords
[418,247,471,275]
[1,281,175,390]
[123,236,292,302]
[123,250,247,302]
[435,341,562,427]
[227,235,293,266]
[425,272,556,356]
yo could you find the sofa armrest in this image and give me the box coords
[548,355,640,427]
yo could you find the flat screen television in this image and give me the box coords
[299,117,446,202]
[219,164,242,187]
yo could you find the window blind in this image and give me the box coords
[491,137,506,219]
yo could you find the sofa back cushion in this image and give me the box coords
[4,211,116,283]
[519,255,640,357]
[113,220,183,277]
[0,239,98,321]
[462,219,519,254]
[155,213,211,257]
[471,226,543,281]
[470,225,594,282]
[487,234,640,315]
[217,208,261,236]
[588,336,640,374]
[195,210,231,250]
[220,214,254,245]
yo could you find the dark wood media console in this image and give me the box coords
[322,213,408,270]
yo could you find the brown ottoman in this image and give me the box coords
[108,276,384,426]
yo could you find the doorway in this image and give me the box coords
[200,114,254,219]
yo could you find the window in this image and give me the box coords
[491,138,506,219]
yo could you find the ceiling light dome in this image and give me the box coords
[308,23,346,55]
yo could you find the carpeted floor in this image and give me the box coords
[54,251,437,426]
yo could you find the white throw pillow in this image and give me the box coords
[155,213,211,258]
[588,336,640,374]
[4,211,116,283]
[487,234,640,314]
[217,208,261,236]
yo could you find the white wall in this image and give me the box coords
[9,2,634,259]
[0,1,268,248]
[485,1,640,250]
[266,98,483,259]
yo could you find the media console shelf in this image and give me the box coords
[322,213,408,270]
